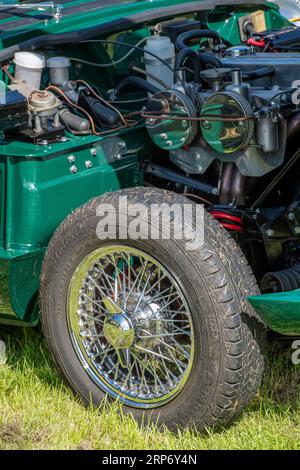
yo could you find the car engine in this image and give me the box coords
[3,20,300,292]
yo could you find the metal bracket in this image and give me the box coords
[0,2,64,22]
[259,201,300,241]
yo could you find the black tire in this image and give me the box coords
[40,188,266,431]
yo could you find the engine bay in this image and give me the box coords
[1,15,300,154]
[3,13,300,292]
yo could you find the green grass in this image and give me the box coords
[0,327,300,450]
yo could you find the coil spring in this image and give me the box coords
[260,264,300,293]
[211,210,244,232]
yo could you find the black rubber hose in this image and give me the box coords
[175,48,201,83]
[242,66,275,81]
[0,4,223,62]
[112,76,160,99]
[198,51,222,68]
[0,31,84,62]
[175,29,221,51]
[128,63,168,89]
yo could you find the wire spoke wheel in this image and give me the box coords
[67,245,195,408]
[41,188,265,430]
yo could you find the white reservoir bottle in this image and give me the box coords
[144,35,175,90]
[14,52,45,90]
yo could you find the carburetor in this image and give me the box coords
[145,66,292,177]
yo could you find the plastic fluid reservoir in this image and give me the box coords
[47,57,70,86]
[14,52,45,90]
[144,36,175,90]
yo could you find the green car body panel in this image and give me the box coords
[0,134,145,326]
[248,290,300,336]
[0,0,295,329]
[0,1,290,49]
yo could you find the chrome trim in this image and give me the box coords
[0,3,64,21]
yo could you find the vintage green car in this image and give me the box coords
[1,0,300,431]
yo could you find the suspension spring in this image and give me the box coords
[210,210,244,232]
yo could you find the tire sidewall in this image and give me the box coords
[42,204,224,428]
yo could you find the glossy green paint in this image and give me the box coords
[204,3,290,46]
[5,140,144,250]
[249,290,300,335]
[0,1,291,49]
[0,249,43,326]
[0,130,146,325]
[0,0,294,327]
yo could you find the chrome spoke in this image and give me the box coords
[94,265,115,296]
[78,312,104,324]
[144,271,166,295]
[138,329,191,338]
[122,261,127,309]
[153,334,190,359]
[117,348,131,369]
[68,246,194,407]
[80,292,107,314]
[125,260,148,302]
[134,344,177,363]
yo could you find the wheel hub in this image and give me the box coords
[134,301,163,349]
[103,313,134,349]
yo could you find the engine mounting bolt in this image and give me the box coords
[147,118,155,125]
[41,140,48,146]
[266,229,274,237]
[70,165,78,174]
[60,136,69,143]
[85,160,93,169]
[181,120,188,128]
[166,141,173,146]
[68,155,76,164]
[288,212,295,221]
[118,141,126,150]
[90,148,97,157]
[202,121,210,129]
[160,133,168,140]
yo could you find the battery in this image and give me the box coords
[0,89,28,132]
[157,18,202,43]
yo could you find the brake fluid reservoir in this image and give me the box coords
[144,36,175,90]
[14,52,45,90]
[47,57,70,86]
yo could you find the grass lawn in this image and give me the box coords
[0,326,300,450]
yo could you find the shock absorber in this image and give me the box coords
[210,210,244,232]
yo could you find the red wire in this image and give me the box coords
[247,38,265,48]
